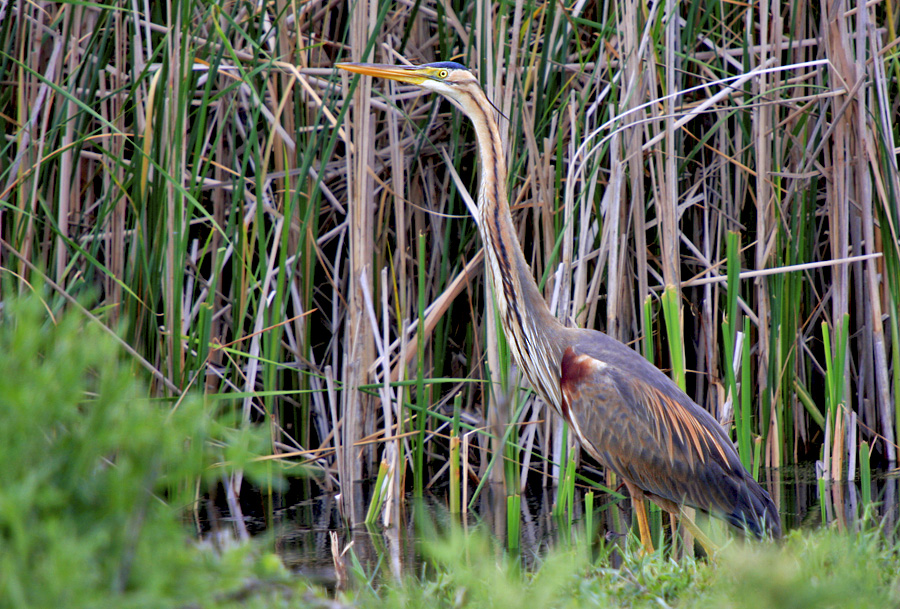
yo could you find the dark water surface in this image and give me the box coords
[253,466,899,585]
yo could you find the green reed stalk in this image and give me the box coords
[504,395,521,493]
[741,317,753,475]
[585,491,594,548]
[193,302,213,375]
[450,394,462,514]
[553,455,575,543]
[642,295,655,365]
[822,322,834,417]
[507,494,521,553]
[859,441,871,510]
[553,426,571,517]
[722,231,740,392]
[554,452,577,526]
[823,314,850,421]
[661,286,686,391]
[752,436,762,482]
[364,460,390,525]
[818,477,828,525]
[449,437,461,515]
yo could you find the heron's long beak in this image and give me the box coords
[336,62,429,85]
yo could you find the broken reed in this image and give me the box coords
[2,0,898,526]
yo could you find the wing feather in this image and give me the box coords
[558,341,780,537]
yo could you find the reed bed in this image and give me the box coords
[2,0,898,531]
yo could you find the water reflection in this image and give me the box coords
[264,466,898,585]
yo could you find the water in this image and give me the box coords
[251,466,899,585]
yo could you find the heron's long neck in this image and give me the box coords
[461,90,567,408]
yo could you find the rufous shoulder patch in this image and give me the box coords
[561,347,605,388]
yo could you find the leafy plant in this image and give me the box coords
[0,291,291,608]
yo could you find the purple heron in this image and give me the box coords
[337,61,781,552]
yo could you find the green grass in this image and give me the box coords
[365,527,900,609]
[699,530,900,609]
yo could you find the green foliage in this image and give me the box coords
[362,525,709,609]
[702,530,900,609]
[363,527,900,609]
[0,292,295,608]
[376,530,589,609]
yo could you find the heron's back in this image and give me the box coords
[560,329,781,537]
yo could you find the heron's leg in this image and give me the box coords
[649,495,720,558]
[624,481,654,554]
[668,512,679,551]
[677,507,719,557]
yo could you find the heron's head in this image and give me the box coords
[336,61,479,110]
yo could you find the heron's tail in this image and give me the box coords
[726,474,782,538]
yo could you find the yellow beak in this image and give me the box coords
[336,62,430,85]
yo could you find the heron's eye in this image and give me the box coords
[437,69,449,79]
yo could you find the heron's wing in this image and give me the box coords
[559,345,775,534]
